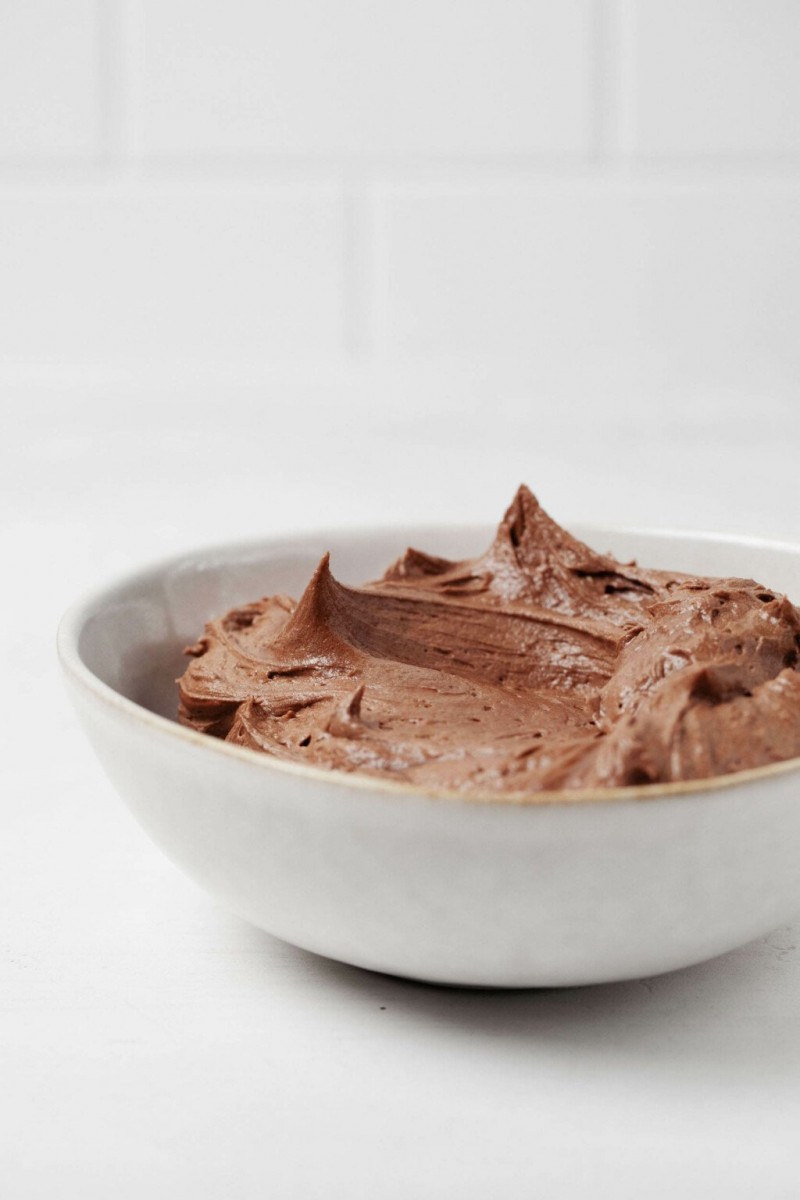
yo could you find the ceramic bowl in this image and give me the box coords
[58,524,800,988]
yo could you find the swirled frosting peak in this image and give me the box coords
[177,486,800,793]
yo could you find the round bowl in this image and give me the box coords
[58,524,800,988]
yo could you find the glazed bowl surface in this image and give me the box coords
[58,524,800,987]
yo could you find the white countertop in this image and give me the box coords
[4,382,800,1199]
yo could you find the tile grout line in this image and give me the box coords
[97,0,144,180]
[589,0,611,162]
[612,0,638,165]
[590,0,636,170]
[95,0,125,174]
[5,157,800,191]
[94,0,112,167]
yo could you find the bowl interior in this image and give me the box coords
[71,524,800,731]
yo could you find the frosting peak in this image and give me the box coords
[177,487,800,794]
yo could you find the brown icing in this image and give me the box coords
[177,486,800,794]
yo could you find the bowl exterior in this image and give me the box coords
[64,670,800,987]
[59,524,800,987]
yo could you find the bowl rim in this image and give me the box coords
[57,520,800,809]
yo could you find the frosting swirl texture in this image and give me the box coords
[177,487,800,793]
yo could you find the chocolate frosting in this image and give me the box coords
[177,487,800,793]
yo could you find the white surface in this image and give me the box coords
[5,0,800,1188]
[2,2,800,402]
[0,183,345,368]
[137,0,593,157]
[630,0,800,157]
[375,179,800,406]
[0,1,101,160]
[4,387,800,1196]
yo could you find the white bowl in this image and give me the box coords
[58,524,800,988]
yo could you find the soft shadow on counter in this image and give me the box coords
[232,916,800,1092]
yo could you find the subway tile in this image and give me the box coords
[632,185,800,400]
[0,185,345,366]
[136,0,593,158]
[629,0,800,156]
[374,182,800,404]
[372,184,640,394]
[0,1,101,159]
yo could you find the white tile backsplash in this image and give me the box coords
[1,0,799,411]
[136,0,593,158]
[372,182,639,387]
[0,184,345,366]
[0,1,101,159]
[630,0,800,157]
[632,183,800,400]
[374,180,800,407]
